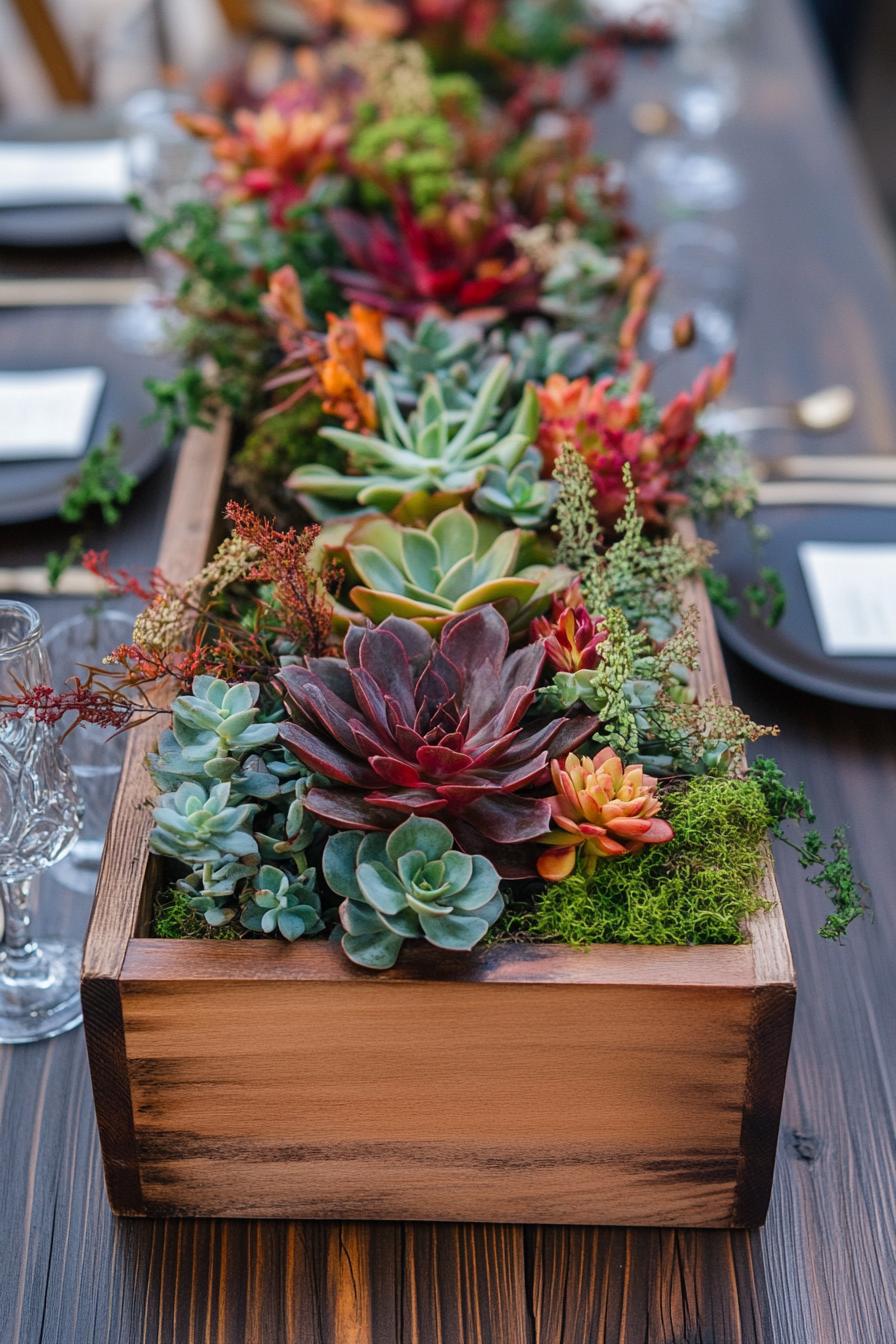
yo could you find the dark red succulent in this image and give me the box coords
[326,199,538,319]
[531,594,608,673]
[276,607,599,876]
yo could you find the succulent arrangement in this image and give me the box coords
[290,357,539,514]
[6,25,865,972]
[329,504,572,635]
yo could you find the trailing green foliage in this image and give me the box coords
[502,776,772,946]
[59,426,137,527]
[749,757,865,939]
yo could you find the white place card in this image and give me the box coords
[0,368,106,461]
[799,542,896,656]
[0,141,129,208]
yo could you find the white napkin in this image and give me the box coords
[0,368,106,461]
[799,542,896,656]
[0,141,128,208]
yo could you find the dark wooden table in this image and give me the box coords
[2,0,895,1338]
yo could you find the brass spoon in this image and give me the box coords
[706,385,856,435]
[631,100,679,136]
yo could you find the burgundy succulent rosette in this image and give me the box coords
[277,606,599,877]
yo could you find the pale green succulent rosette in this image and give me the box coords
[334,503,573,637]
[289,357,539,515]
[472,446,558,528]
[149,780,261,865]
[323,817,504,970]
[240,864,324,941]
[147,675,279,788]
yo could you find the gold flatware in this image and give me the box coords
[630,100,678,136]
[756,481,896,508]
[754,454,896,483]
[0,566,107,597]
[709,385,856,435]
[0,277,151,308]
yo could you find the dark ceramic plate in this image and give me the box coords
[0,307,172,524]
[0,113,128,248]
[708,506,896,709]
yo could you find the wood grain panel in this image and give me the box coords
[118,971,755,1224]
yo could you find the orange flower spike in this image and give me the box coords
[348,304,385,360]
[261,265,308,349]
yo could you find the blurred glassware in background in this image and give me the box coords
[629,0,747,215]
[0,602,83,1044]
[44,609,133,898]
[109,88,211,353]
[646,221,743,366]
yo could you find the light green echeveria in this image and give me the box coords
[240,864,324,941]
[335,503,572,637]
[147,677,279,787]
[323,817,504,970]
[383,313,486,411]
[149,780,260,865]
[539,238,624,338]
[472,446,558,528]
[176,859,256,926]
[289,357,539,515]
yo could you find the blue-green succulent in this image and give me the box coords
[240,864,324,941]
[472,446,557,528]
[149,780,261,865]
[289,357,539,515]
[147,676,279,787]
[323,816,504,970]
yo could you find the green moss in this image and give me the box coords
[153,888,242,940]
[503,776,772,947]
[229,399,345,526]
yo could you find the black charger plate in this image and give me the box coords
[708,506,896,709]
[0,306,173,524]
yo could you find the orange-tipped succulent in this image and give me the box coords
[536,748,674,880]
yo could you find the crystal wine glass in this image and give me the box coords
[0,602,84,1044]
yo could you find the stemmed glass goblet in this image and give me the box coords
[0,602,83,1044]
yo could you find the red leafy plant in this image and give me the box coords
[530,593,608,672]
[327,199,538,318]
[276,605,599,875]
[0,506,340,734]
[536,354,735,527]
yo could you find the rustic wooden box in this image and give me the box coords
[82,417,796,1225]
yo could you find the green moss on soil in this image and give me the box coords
[153,888,242,940]
[502,776,772,947]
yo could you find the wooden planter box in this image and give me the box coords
[82,416,796,1225]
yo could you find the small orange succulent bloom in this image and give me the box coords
[536,748,674,880]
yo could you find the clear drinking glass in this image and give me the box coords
[110,88,211,353]
[0,602,83,1044]
[629,0,746,216]
[44,609,133,897]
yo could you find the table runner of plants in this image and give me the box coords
[10,11,864,964]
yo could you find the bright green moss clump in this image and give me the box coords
[507,776,772,947]
[153,888,242,940]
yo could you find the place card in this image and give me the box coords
[0,141,128,208]
[799,542,896,656]
[0,368,106,461]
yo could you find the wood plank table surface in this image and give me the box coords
[1,0,895,1337]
